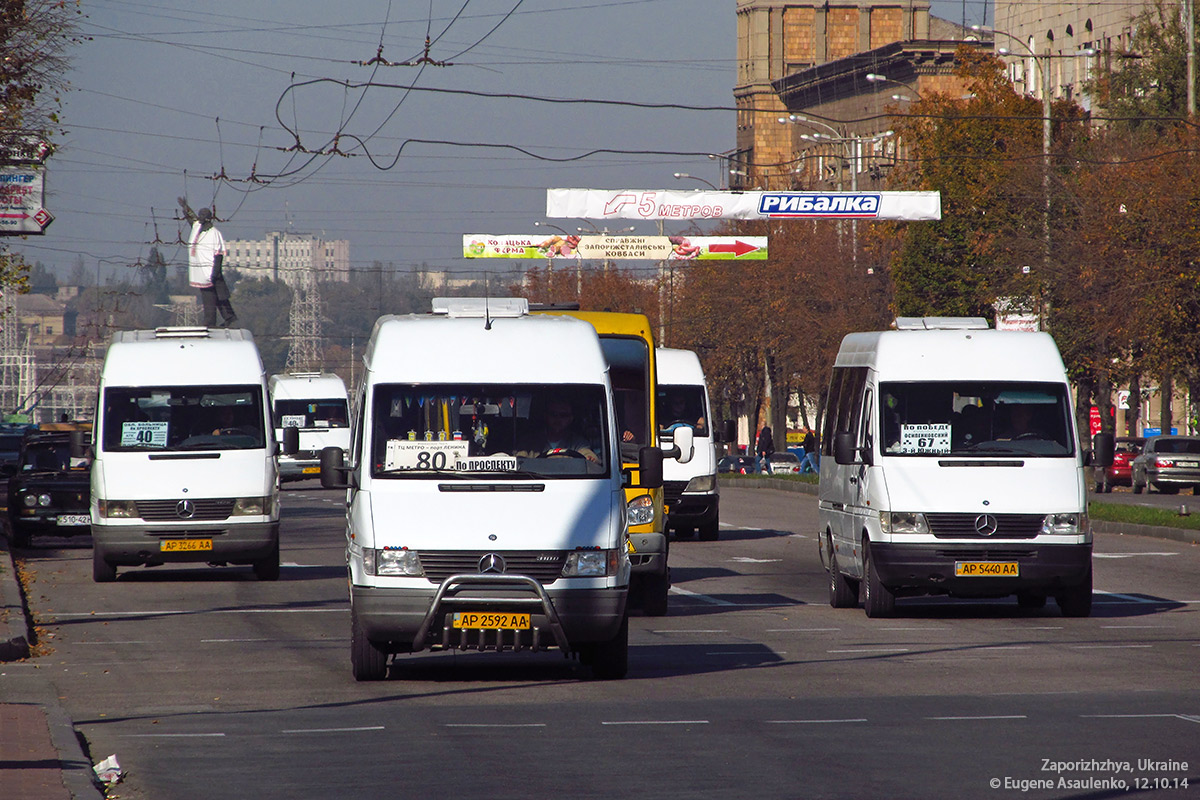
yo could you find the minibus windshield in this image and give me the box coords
[656,384,709,438]
[102,385,267,452]
[274,398,349,429]
[880,381,1074,457]
[370,383,610,479]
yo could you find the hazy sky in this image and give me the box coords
[14,0,988,286]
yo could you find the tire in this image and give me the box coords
[1017,591,1047,609]
[1099,473,1112,494]
[640,570,670,617]
[698,517,719,541]
[861,541,896,618]
[92,549,117,583]
[350,614,389,681]
[586,615,629,680]
[828,544,857,609]
[674,527,695,540]
[253,541,280,581]
[1056,567,1093,618]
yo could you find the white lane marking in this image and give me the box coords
[1070,644,1153,650]
[1094,552,1178,558]
[669,586,736,606]
[601,720,709,726]
[731,557,782,563]
[1082,714,1200,724]
[650,629,728,634]
[1101,625,1164,629]
[282,726,384,734]
[122,733,226,738]
[444,723,546,729]
[202,638,273,643]
[879,627,949,632]
[827,647,910,654]
[979,646,1033,650]
[766,628,839,632]
[1095,593,1200,605]
[706,650,783,656]
[766,718,867,725]
[928,715,1027,721]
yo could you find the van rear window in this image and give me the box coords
[101,385,266,452]
[880,381,1073,457]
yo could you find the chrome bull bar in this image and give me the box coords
[411,573,571,654]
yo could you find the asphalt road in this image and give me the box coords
[5,484,1200,799]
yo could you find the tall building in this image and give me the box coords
[224,231,350,287]
[734,0,981,189]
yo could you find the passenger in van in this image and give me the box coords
[516,399,599,463]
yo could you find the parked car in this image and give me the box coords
[765,452,803,474]
[6,425,92,547]
[717,455,756,474]
[1094,436,1144,493]
[1130,435,1200,495]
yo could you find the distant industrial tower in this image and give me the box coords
[285,268,323,372]
[0,292,37,416]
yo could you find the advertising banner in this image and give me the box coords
[546,188,941,222]
[463,234,767,260]
[0,166,52,235]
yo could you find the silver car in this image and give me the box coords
[1130,435,1200,494]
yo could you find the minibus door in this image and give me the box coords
[849,387,875,561]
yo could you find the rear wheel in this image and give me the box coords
[861,541,896,618]
[584,615,629,680]
[828,543,857,609]
[92,549,117,583]
[1056,568,1093,618]
[350,614,389,681]
[698,516,719,541]
[640,570,670,617]
[1132,476,1145,494]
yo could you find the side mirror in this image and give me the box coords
[283,426,300,456]
[1091,432,1115,468]
[319,445,354,489]
[834,431,857,465]
[721,419,737,446]
[636,445,664,489]
[661,426,694,465]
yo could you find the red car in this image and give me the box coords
[1094,436,1144,493]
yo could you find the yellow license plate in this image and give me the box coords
[452,612,530,630]
[160,539,213,552]
[955,561,1019,577]
[302,466,320,474]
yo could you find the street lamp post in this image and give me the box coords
[673,172,719,190]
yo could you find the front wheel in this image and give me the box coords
[1056,568,1093,618]
[584,615,629,680]
[253,541,280,581]
[92,549,117,583]
[861,542,896,618]
[1132,477,1145,494]
[351,614,389,681]
[639,570,670,617]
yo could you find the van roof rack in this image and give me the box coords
[153,326,211,338]
[894,317,989,331]
[285,371,323,378]
[431,297,528,318]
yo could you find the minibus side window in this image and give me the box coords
[822,368,846,457]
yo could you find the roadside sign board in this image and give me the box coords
[546,188,941,222]
[0,166,52,235]
[0,134,51,164]
[463,234,767,260]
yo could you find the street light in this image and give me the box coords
[534,221,569,235]
[673,172,718,190]
[576,221,637,235]
[865,72,922,102]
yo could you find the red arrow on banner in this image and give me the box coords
[708,240,760,257]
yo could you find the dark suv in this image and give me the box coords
[6,427,92,547]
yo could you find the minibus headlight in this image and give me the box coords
[561,549,616,577]
[880,511,929,535]
[367,548,424,577]
[98,499,138,518]
[683,474,717,494]
[231,496,269,516]
[1042,513,1087,535]
[627,495,655,526]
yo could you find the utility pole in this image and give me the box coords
[1188,0,1196,117]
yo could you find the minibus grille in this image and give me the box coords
[925,513,1044,539]
[135,499,236,521]
[419,551,568,583]
[663,481,688,503]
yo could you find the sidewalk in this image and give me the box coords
[0,528,103,800]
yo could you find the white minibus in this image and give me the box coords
[319,298,666,680]
[90,327,280,582]
[820,317,1113,618]
[269,372,350,482]
[656,347,719,540]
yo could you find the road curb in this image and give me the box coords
[0,526,31,662]
[720,477,1200,545]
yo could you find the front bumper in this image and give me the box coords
[627,531,667,574]
[352,578,627,653]
[664,493,718,528]
[9,509,91,535]
[92,520,279,566]
[869,541,1092,597]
